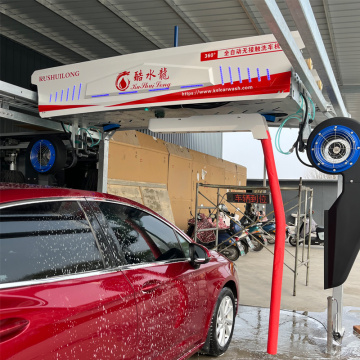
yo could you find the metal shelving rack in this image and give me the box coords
[281,179,314,296]
[193,180,315,297]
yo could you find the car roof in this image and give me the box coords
[0,182,142,210]
[0,182,190,240]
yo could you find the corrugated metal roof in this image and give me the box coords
[323,0,360,118]
[0,0,358,120]
[0,13,86,64]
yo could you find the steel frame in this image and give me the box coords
[253,0,335,117]
[284,0,348,117]
[291,179,314,296]
[253,0,348,343]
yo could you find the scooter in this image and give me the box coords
[217,204,257,255]
[258,220,291,245]
[239,208,267,252]
[217,227,250,260]
[223,216,255,255]
[288,216,325,246]
[259,220,276,244]
[246,223,267,251]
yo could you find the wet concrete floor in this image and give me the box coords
[191,246,360,359]
[192,306,360,359]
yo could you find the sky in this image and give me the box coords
[222,127,313,180]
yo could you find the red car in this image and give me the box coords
[0,184,239,359]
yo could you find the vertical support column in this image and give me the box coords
[72,118,78,154]
[302,187,308,262]
[263,159,267,186]
[306,189,313,286]
[216,187,220,247]
[332,285,344,338]
[293,179,303,296]
[97,135,110,193]
[174,25,179,47]
[9,152,16,171]
[263,158,267,214]
[327,296,334,354]
[194,183,199,243]
[331,178,344,337]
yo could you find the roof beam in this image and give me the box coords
[284,0,348,117]
[238,0,266,35]
[322,0,342,92]
[36,0,127,55]
[98,0,166,49]
[339,85,360,94]
[162,0,210,43]
[252,0,332,115]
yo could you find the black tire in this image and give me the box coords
[267,236,276,245]
[241,241,249,254]
[201,287,236,356]
[219,244,240,261]
[289,236,297,247]
[250,234,264,252]
[26,135,67,174]
[285,229,290,243]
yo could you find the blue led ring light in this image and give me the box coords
[310,125,360,173]
[30,139,56,173]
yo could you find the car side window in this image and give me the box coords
[0,201,105,284]
[98,202,186,265]
[175,232,191,258]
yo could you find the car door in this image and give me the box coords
[95,201,210,360]
[0,200,137,360]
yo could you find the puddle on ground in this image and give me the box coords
[193,306,360,359]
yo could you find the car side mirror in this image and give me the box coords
[189,243,210,269]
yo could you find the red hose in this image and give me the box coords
[261,130,286,355]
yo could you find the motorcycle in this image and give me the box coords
[217,228,249,260]
[257,220,291,245]
[218,204,257,255]
[288,215,325,246]
[259,220,276,244]
[186,212,250,261]
[238,205,267,252]
[246,223,267,251]
[225,215,255,255]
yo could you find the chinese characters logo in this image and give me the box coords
[115,67,171,91]
[115,71,130,91]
